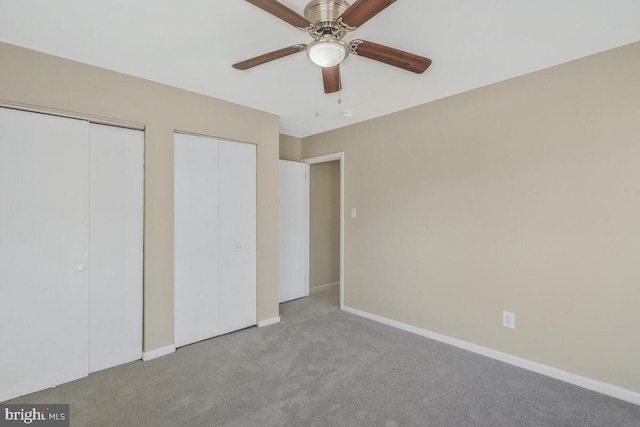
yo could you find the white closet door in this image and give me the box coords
[279,160,310,303]
[0,108,90,401]
[218,140,256,334]
[174,133,220,347]
[89,124,143,373]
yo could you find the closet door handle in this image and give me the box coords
[236,244,242,249]
[75,264,86,272]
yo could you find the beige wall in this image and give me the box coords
[302,42,640,393]
[310,161,340,288]
[279,134,301,161]
[0,42,280,352]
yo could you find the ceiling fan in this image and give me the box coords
[233,0,432,94]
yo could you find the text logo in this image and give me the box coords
[0,405,69,427]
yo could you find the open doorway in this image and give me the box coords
[302,153,344,309]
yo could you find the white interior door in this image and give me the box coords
[0,108,90,401]
[89,123,144,372]
[279,160,310,303]
[174,133,220,347]
[218,140,256,334]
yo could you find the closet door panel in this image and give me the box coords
[0,108,90,401]
[218,140,256,335]
[174,133,220,347]
[89,124,144,373]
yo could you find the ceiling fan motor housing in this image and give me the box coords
[304,0,350,28]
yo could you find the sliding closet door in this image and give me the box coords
[218,140,257,334]
[89,124,144,372]
[174,133,220,347]
[0,108,90,402]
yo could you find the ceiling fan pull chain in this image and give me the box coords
[315,65,320,117]
[338,64,344,104]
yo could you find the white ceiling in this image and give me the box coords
[1,1,640,137]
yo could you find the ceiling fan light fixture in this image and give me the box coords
[307,38,349,67]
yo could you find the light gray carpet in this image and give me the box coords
[7,287,640,426]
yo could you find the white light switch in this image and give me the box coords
[503,311,516,329]
[351,208,357,218]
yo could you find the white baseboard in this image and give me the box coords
[258,316,281,327]
[343,305,640,406]
[310,282,339,293]
[142,344,176,362]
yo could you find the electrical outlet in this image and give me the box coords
[503,311,516,329]
[351,208,357,218]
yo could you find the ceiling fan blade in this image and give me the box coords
[338,0,397,28]
[322,65,341,94]
[352,40,431,74]
[232,45,306,70]
[245,0,311,28]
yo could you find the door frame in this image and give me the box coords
[301,152,345,310]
